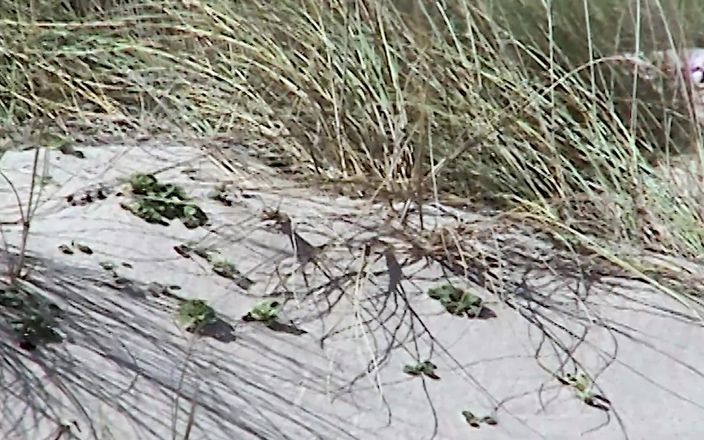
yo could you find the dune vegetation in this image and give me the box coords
[2,0,704,302]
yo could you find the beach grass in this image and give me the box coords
[2,0,704,302]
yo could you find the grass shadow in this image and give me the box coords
[0,252,367,440]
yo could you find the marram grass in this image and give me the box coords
[2,0,704,260]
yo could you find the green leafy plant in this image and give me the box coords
[207,184,235,206]
[211,259,254,289]
[174,242,214,260]
[58,244,74,255]
[12,312,63,351]
[403,360,440,380]
[129,173,186,198]
[39,131,84,158]
[58,241,94,255]
[242,300,281,323]
[121,173,208,229]
[212,260,238,279]
[427,284,493,318]
[176,299,217,331]
[99,261,115,271]
[0,288,25,309]
[461,410,497,428]
[40,175,53,186]
[560,372,611,411]
[71,241,93,254]
[0,286,64,351]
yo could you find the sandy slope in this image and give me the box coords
[0,142,701,440]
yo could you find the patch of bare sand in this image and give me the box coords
[0,143,701,439]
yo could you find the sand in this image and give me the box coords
[0,142,701,440]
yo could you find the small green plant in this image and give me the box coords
[403,360,440,380]
[207,184,235,206]
[193,246,212,260]
[72,241,93,255]
[176,299,217,331]
[121,173,208,229]
[174,244,254,288]
[52,420,80,439]
[461,410,497,428]
[242,300,281,323]
[99,261,115,271]
[0,286,64,351]
[40,175,53,187]
[12,312,63,351]
[174,242,214,260]
[39,132,84,158]
[560,372,611,411]
[427,284,492,318]
[58,244,74,255]
[212,260,238,279]
[0,288,24,309]
[129,173,185,198]
[59,241,94,255]
[211,259,254,289]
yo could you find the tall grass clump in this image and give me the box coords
[3,0,704,258]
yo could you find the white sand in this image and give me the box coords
[0,143,701,440]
